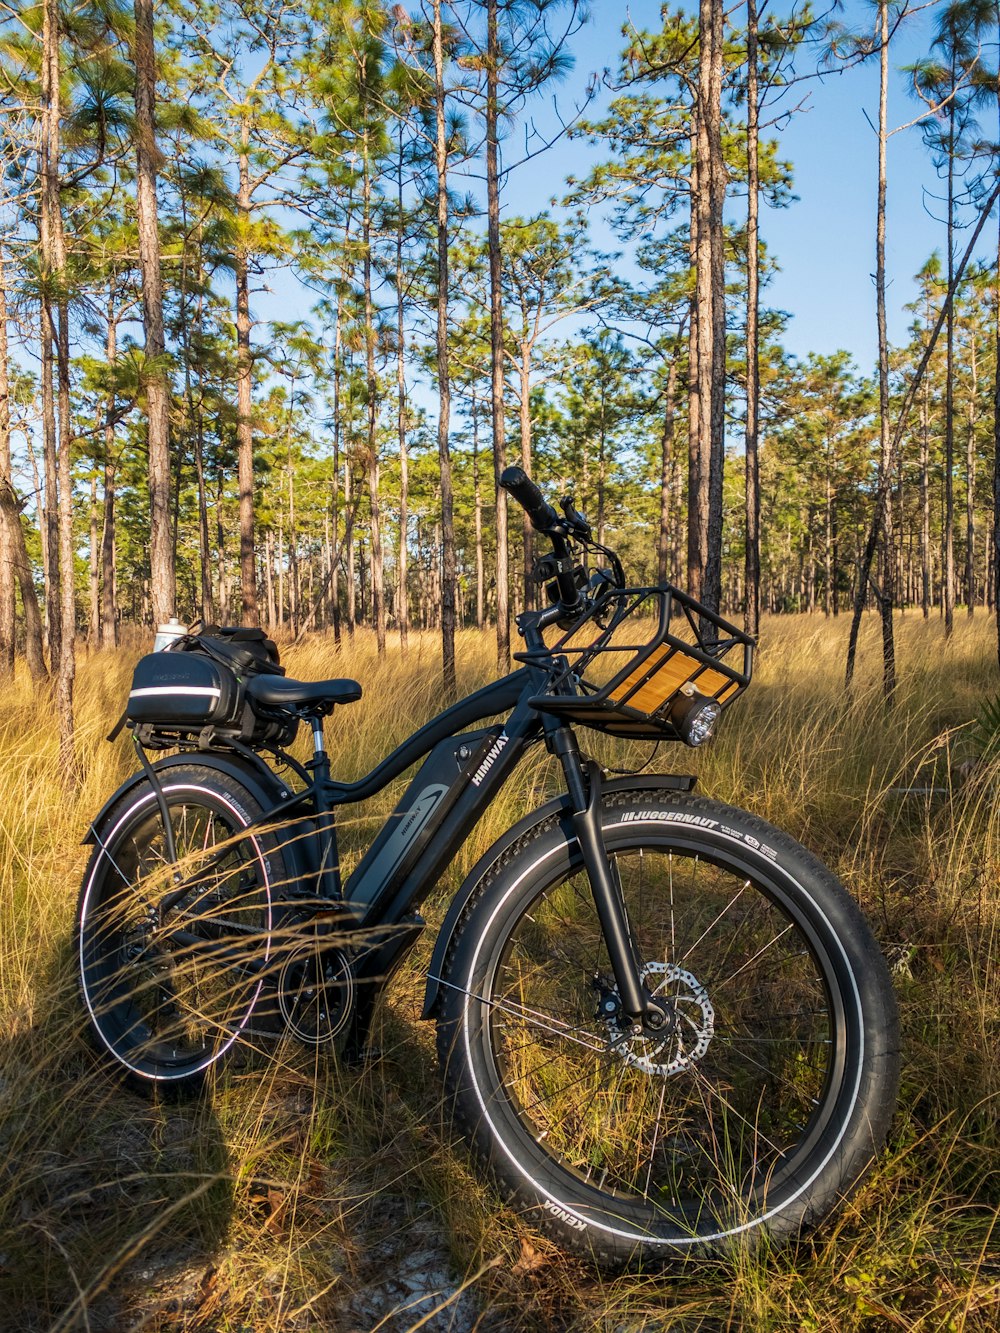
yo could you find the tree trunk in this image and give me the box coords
[995,83,1000,665]
[744,0,761,638]
[518,349,533,609]
[433,0,456,692]
[487,0,510,670]
[0,252,47,681]
[921,374,931,619]
[42,0,75,768]
[944,78,956,636]
[289,459,299,636]
[657,354,680,585]
[236,118,258,626]
[699,0,726,617]
[345,458,355,636]
[265,526,276,629]
[193,409,212,624]
[686,120,705,603]
[824,454,833,616]
[0,251,15,677]
[88,475,99,646]
[39,7,60,677]
[99,304,119,646]
[396,123,409,652]
[874,0,895,698]
[362,143,385,653]
[966,322,977,615]
[473,394,485,629]
[331,291,342,646]
[134,0,174,628]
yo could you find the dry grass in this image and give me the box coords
[0,613,999,1331]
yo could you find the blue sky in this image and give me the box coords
[488,0,983,373]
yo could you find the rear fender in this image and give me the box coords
[83,750,315,887]
[420,773,695,1020]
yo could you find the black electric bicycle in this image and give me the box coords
[76,468,899,1264]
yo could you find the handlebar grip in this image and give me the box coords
[500,466,559,533]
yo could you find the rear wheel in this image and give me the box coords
[437,790,899,1264]
[77,767,286,1088]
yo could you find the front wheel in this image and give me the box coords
[76,766,286,1089]
[437,790,899,1265]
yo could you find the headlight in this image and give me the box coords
[670,686,722,747]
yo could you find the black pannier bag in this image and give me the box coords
[124,626,297,750]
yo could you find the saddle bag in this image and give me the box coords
[124,626,295,749]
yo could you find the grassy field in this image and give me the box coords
[1,613,999,1331]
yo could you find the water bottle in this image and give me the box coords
[153,618,187,652]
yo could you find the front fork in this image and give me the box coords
[549,727,668,1028]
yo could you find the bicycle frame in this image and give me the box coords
[113,615,675,1058]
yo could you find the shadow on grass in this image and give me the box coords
[0,939,232,1333]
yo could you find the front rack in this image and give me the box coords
[517,585,755,742]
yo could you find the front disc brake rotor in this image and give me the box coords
[609,962,715,1076]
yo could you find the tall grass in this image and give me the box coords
[0,613,998,1330]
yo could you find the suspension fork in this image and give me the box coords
[550,727,666,1026]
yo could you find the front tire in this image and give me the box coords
[77,766,285,1090]
[437,790,899,1265]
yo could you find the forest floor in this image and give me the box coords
[0,614,999,1332]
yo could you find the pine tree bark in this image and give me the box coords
[39,1,60,676]
[433,0,456,691]
[100,302,119,646]
[966,323,977,615]
[331,291,343,645]
[88,476,99,645]
[0,252,47,681]
[874,0,895,698]
[193,409,212,624]
[699,0,726,617]
[0,251,15,677]
[944,75,957,636]
[396,124,409,651]
[686,118,705,603]
[744,0,761,638]
[921,375,931,619]
[236,118,259,626]
[134,0,174,628]
[362,143,385,654]
[518,350,533,610]
[345,457,356,637]
[995,87,1000,663]
[657,355,679,585]
[473,394,485,628]
[42,0,75,768]
[487,0,510,670]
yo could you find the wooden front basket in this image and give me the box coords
[524,585,755,741]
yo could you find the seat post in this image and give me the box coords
[309,713,326,762]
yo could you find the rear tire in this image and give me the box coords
[76,766,286,1090]
[437,789,899,1265]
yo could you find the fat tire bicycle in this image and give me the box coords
[76,468,900,1264]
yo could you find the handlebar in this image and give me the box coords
[500,465,585,620]
[499,466,560,534]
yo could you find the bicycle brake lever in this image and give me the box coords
[559,495,592,540]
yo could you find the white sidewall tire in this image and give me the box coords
[437,790,900,1265]
[76,769,280,1087]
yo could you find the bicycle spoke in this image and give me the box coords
[480,841,837,1214]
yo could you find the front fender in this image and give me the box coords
[420,772,696,1020]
